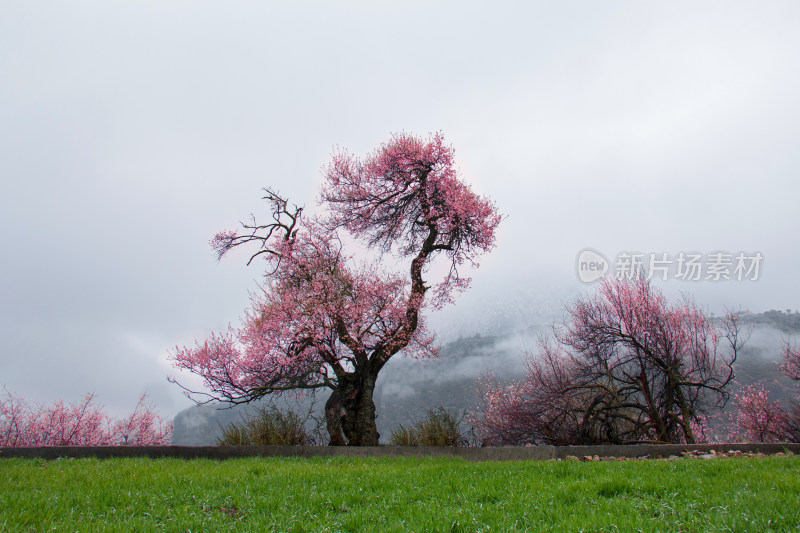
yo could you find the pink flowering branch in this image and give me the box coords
[210,188,303,266]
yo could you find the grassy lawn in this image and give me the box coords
[1,455,799,532]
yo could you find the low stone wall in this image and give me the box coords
[2,443,799,461]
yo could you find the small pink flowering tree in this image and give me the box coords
[475,276,744,445]
[475,348,594,446]
[114,393,174,445]
[783,343,800,440]
[733,343,800,443]
[783,343,800,382]
[171,133,501,445]
[731,384,789,443]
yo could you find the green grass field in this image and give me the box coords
[1,455,799,532]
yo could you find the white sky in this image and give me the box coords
[2,1,799,418]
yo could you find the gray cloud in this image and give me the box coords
[1,1,799,418]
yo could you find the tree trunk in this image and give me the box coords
[349,372,380,445]
[324,371,380,446]
[324,388,347,446]
[639,371,668,442]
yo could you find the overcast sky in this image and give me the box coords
[2,1,799,418]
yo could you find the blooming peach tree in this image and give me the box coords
[731,384,789,443]
[732,343,800,443]
[171,133,501,445]
[475,276,744,445]
[114,393,174,445]
[783,343,800,440]
[784,343,800,382]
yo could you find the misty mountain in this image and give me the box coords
[739,309,800,334]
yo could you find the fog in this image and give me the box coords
[2,1,799,420]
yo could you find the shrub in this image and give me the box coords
[389,407,467,446]
[217,405,312,446]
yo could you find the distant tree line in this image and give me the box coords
[1,391,172,447]
[740,309,800,334]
